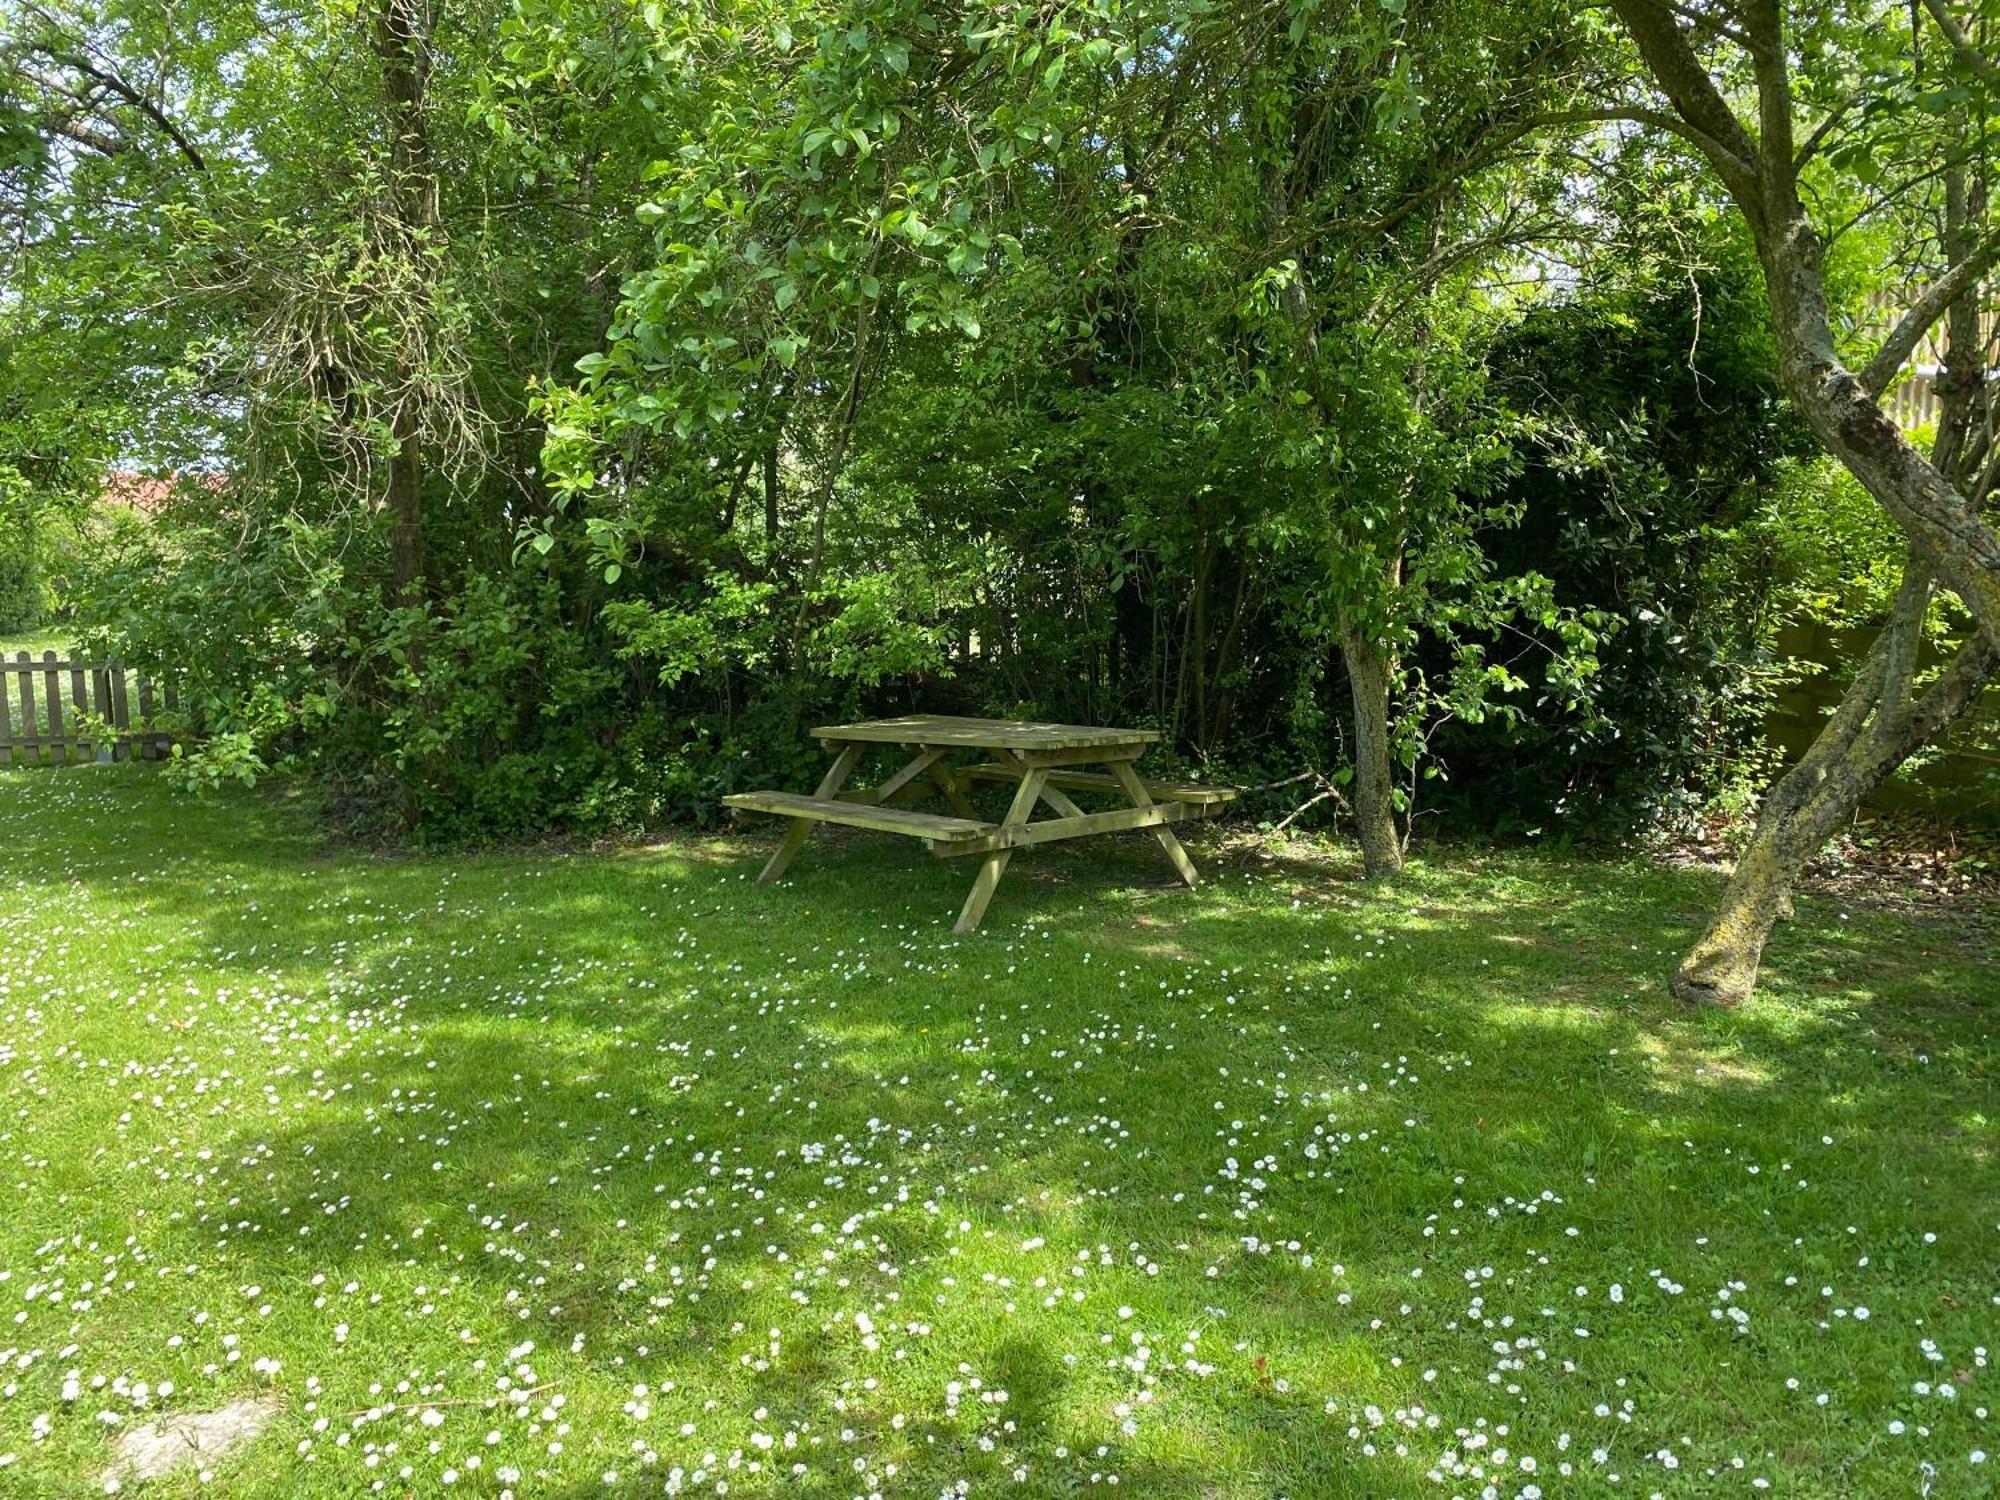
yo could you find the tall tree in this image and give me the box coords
[374,0,442,605]
[1597,0,1998,1002]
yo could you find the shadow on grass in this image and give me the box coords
[4,766,1996,1495]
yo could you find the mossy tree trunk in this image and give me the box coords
[1611,1,2000,1002]
[1673,560,1996,1003]
[1339,622,1404,878]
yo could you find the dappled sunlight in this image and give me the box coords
[1626,1033,1775,1094]
[0,770,1995,1496]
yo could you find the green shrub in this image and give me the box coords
[0,472,46,633]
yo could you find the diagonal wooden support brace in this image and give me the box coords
[1110,759,1198,887]
[955,766,1045,932]
[759,742,863,884]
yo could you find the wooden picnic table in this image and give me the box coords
[723,715,1234,932]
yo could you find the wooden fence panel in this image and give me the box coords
[0,652,176,765]
[1864,288,1996,434]
[41,654,63,754]
[67,662,90,760]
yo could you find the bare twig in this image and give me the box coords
[1272,784,1350,834]
[344,1383,556,1419]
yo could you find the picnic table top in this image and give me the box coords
[811,714,1160,752]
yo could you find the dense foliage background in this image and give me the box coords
[3,0,1992,845]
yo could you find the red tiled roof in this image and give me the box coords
[99,472,223,514]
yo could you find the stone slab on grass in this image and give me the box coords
[105,1398,278,1484]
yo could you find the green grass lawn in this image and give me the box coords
[0,767,1993,1498]
[0,627,77,658]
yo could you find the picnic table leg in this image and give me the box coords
[954,767,1046,933]
[759,742,864,884]
[1109,760,1199,888]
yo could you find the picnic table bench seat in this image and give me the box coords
[721,790,991,846]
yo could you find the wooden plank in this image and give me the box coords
[110,666,132,762]
[972,749,1088,817]
[68,662,90,761]
[954,768,1045,933]
[873,745,950,802]
[754,743,864,884]
[725,789,992,841]
[1036,781,1088,819]
[94,668,114,760]
[40,653,64,761]
[831,783,920,807]
[14,653,38,761]
[135,674,155,760]
[962,763,1238,805]
[928,763,981,819]
[935,797,1207,856]
[1009,742,1150,766]
[160,677,180,759]
[813,714,1159,752]
[0,657,14,763]
[1111,759,1200,888]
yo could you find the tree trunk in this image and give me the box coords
[1757,217,2000,645]
[1610,0,2000,648]
[1674,161,1996,1005]
[1673,560,1913,1005]
[1339,623,1403,877]
[763,440,779,540]
[386,404,427,607]
[375,0,437,609]
[1608,1,2000,1002]
[1673,586,1997,1003]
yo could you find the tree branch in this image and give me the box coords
[1969,441,2000,510]
[1523,104,1754,167]
[1918,0,2000,88]
[42,113,128,156]
[1869,553,1935,751]
[1902,624,2000,747]
[1859,228,2000,397]
[1659,0,1767,56]
[1743,0,1796,179]
[1606,0,1763,200]
[1793,95,1859,169]
[28,42,206,172]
